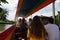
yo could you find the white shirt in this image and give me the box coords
[45,24,59,40]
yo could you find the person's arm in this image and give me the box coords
[27,28,30,40]
[44,25,48,40]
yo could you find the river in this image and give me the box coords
[0,24,13,33]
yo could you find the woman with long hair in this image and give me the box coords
[27,16,46,40]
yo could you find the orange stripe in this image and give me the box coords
[5,29,14,40]
[24,0,55,18]
[0,25,15,40]
[15,0,23,18]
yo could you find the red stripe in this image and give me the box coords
[0,24,15,40]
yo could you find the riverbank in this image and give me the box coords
[0,20,15,24]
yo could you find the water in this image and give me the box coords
[0,24,13,33]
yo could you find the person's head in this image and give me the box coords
[30,16,45,38]
[29,18,32,22]
[48,17,54,24]
[22,18,26,23]
[19,18,21,22]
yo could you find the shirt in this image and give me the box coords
[45,24,59,40]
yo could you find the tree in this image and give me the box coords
[0,0,8,5]
[0,0,8,3]
[0,8,8,21]
[55,11,60,24]
[0,0,8,21]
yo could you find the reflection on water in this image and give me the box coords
[0,24,5,31]
[0,24,12,33]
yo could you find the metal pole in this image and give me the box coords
[52,1,55,23]
[31,14,33,19]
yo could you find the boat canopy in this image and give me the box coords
[16,0,55,18]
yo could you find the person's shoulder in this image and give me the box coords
[44,24,49,29]
[53,24,58,26]
[44,24,53,28]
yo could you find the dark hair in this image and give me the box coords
[48,17,54,24]
[29,18,32,22]
[22,18,26,23]
[19,18,21,21]
[30,16,45,38]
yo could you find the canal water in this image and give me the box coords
[0,24,13,33]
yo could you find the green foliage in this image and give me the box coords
[0,8,3,12]
[0,0,8,3]
[0,24,5,31]
[0,8,14,24]
[55,11,60,24]
[0,0,8,21]
[0,8,8,21]
[0,0,8,5]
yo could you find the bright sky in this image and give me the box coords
[27,0,60,19]
[1,0,60,21]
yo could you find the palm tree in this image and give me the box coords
[0,8,8,21]
[0,0,8,21]
[0,0,8,3]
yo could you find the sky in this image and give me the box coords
[27,0,60,19]
[0,0,60,21]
